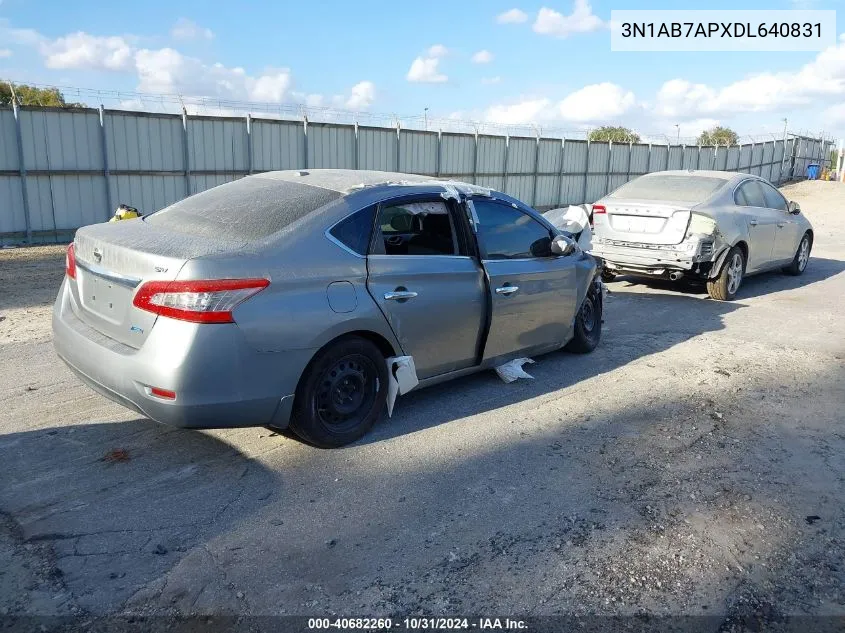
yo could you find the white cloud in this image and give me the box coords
[344,80,375,109]
[427,44,448,57]
[497,8,528,24]
[171,18,214,41]
[486,98,552,125]
[41,32,135,71]
[407,56,447,83]
[0,48,11,58]
[481,76,501,85]
[471,49,493,64]
[533,1,604,38]
[558,82,636,122]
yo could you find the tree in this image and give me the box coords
[588,126,641,143]
[0,83,85,108]
[697,126,739,147]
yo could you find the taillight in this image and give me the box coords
[65,243,77,279]
[133,278,269,324]
[592,204,606,215]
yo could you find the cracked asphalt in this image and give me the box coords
[1,180,844,631]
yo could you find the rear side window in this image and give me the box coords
[472,199,552,260]
[146,176,341,241]
[375,201,458,256]
[735,180,766,208]
[760,182,788,211]
[328,207,375,255]
[609,175,727,204]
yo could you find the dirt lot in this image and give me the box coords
[1,180,844,631]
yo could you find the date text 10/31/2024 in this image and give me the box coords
[307,617,528,630]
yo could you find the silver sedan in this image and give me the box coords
[590,171,813,300]
[53,170,602,447]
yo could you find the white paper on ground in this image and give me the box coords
[495,358,535,383]
[385,355,419,417]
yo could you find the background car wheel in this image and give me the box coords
[565,289,602,354]
[601,270,617,282]
[290,336,388,448]
[707,246,745,301]
[783,232,812,276]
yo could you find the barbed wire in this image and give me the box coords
[2,79,837,145]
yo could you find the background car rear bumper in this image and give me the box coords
[593,242,710,276]
[52,278,313,429]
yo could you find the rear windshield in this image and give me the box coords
[608,175,726,204]
[146,176,341,241]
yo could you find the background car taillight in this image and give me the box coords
[590,204,606,228]
[65,243,77,279]
[132,278,269,323]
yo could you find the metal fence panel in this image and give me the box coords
[475,175,504,191]
[105,111,184,171]
[307,123,356,169]
[667,146,684,170]
[504,174,533,203]
[649,145,668,172]
[439,133,475,178]
[506,137,536,174]
[188,117,248,172]
[191,173,243,195]
[629,144,650,176]
[109,175,186,214]
[0,110,19,171]
[476,135,507,175]
[682,146,698,170]
[698,147,715,171]
[0,177,25,234]
[21,109,103,171]
[251,119,304,171]
[357,126,396,171]
[560,140,588,205]
[399,130,437,176]
[26,175,107,231]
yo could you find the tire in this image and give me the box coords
[601,270,617,282]
[289,336,388,448]
[782,232,812,276]
[565,286,602,354]
[707,246,745,301]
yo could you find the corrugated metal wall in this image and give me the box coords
[0,105,834,243]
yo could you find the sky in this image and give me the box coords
[0,0,843,142]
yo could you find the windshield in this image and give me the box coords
[145,176,341,241]
[608,175,727,204]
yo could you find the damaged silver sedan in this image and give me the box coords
[591,171,813,300]
[53,170,602,448]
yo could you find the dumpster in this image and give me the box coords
[807,163,820,180]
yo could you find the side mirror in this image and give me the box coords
[788,201,801,215]
[551,234,578,256]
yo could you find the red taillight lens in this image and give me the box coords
[65,243,77,279]
[150,387,176,400]
[592,204,606,215]
[133,278,269,324]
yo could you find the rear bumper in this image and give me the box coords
[52,278,314,429]
[592,242,713,277]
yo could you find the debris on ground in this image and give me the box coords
[101,449,131,463]
[495,358,535,383]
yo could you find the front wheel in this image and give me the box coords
[707,246,745,301]
[289,337,388,448]
[782,232,812,276]
[565,285,602,354]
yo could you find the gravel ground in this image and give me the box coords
[0,180,844,631]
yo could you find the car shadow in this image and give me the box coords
[609,256,845,301]
[361,289,746,445]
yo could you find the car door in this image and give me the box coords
[366,197,486,380]
[733,179,778,273]
[469,198,578,363]
[760,181,802,263]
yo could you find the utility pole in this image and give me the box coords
[424,107,429,131]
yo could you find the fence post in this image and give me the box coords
[472,130,479,185]
[626,141,633,182]
[395,122,401,172]
[646,143,652,174]
[246,114,253,175]
[181,107,191,197]
[531,134,541,207]
[303,115,309,169]
[10,99,33,244]
[556,138,565,207]
[665,143,671,171]
[582,140,590,204]
[436,129,442,178]
[502,134,510,194]
[604,141,612,196]
[696,145,702,170]
[99,105,114,219]
[354,122,359,171]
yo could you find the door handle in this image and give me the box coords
[495,285,519,296]
[749,219,758,226]
[777,222,786,228]
[384,290,418,301]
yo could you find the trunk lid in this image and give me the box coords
[593,200,692,246]
[69,218,245,348]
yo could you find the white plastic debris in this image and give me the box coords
[385,355,419,417]
[495,358,535,383]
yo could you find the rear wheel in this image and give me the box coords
[289,337,387,448]
[782,232,812,276]
[565,289,602,354]
[707,246,744,301]
[600,270,617,282]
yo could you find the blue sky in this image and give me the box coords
[1,0,843,141]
